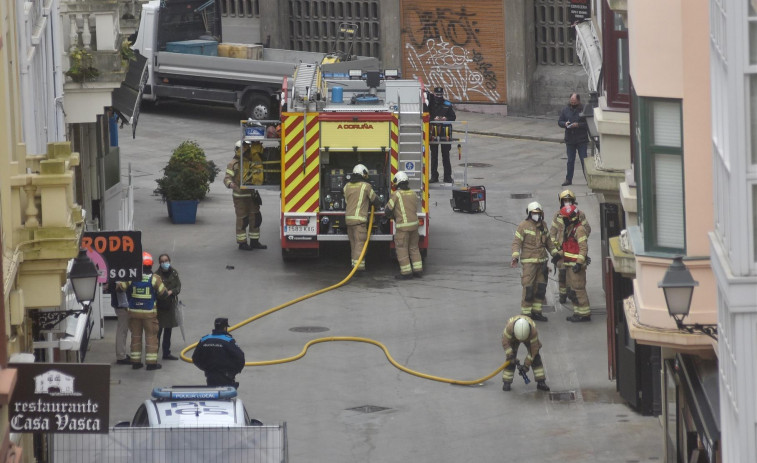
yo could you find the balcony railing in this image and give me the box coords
[574,21,602,93]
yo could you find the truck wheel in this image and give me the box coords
[245,95,270,121]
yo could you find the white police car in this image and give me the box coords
[127,386,261,427]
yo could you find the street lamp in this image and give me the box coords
[658,256,717,340]
[68,248,99,308]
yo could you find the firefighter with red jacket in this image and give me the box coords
[511,202,558,322]
[344,164,382,271]
[552,204,591,322]
[117,252,170,370]
[224,140,267,251]
[501,315,550,392]
[549,189,591,303]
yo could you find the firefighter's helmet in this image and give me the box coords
[513,317,531,342]
[558,189,576,206]
[560,204,579,221]
[526,201,543,215]
[142,252,153,267]
[352,164,369,179]
[393,171,408,186]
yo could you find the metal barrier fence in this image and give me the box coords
[52,425,288,462]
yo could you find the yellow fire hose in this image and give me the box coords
[180,208,509,386]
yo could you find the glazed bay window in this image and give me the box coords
[602,0,629,108]
[634,94,685,253]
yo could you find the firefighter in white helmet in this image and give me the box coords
[511,201,559,322]
[549,189,591,303]
[384,171,422,279]
[224,140,267,251]
[343,164,382,271]
[501,315,550,391]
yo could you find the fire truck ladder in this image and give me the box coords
[396,98,424,190]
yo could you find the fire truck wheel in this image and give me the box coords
[245,95,270,121]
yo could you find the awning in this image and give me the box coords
[112,53,148,139]
[677,354,720,460]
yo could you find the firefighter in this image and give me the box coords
[224,140,267,251]
[344,164,382,271]
[511,202,557,322]
[428,87,456,183]
[117,252,170,370]
[501,315,550,392]
[549,190,591,303]
[553,204,591,322]
[192,318,246,388]
[384,171,422,280]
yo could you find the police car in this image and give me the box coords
[127,386,261,427]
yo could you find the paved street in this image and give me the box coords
[86,101,664,462]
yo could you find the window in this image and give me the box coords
[602,1,629,108]
[633,92,685,254]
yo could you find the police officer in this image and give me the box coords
[428,87,456,183]
[344,164,382,272]
[553,205,591,322]
[384,171,422,279]
[224,140,267,251]
[192,318,246,388]
[117,252,170,370]
[549,190,591,303]
[501,315,550,392]
[511,202,558,322]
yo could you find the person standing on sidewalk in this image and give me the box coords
[384,171,422,280]
[428,87,456,184]
[553,205,592,322]
[511,202,557,322]
[118,252,170,370]
[192,318,246,388]
[224,140,267,251]
[501,315,550,392]
[549,190,591,304]
[156,253,181,361]
[557,93,589,187]
[344,164,382,272]
[108,280,131,365]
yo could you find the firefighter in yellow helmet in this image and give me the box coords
[552,204,591,322]
[224,140,267,251]
[549,190,591,303]
[117,252,170,370]
[384,171,422,279]
[501,315,550,391]
[343,164,382,271]
[511,201,559,322]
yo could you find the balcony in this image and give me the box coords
[60,0,129,123]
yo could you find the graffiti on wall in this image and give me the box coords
[404,6,503,103]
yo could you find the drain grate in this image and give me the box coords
[458,162,492,168]
[346,405,389,414]
[510,193,533,199]
[289,326,330,333]
[549,391,576,402]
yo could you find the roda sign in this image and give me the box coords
[81,231,142,282]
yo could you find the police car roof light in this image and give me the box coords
[348,69,362,78]
[151,386,238,401]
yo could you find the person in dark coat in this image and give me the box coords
[156,254,181,360]
[428,87,456,183]
[192,318,246,388]
[557,93,589,186]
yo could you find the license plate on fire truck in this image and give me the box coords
[286,225,315,234]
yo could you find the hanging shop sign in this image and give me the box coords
[81,231,142,282]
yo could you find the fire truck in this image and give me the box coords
[240,63,430,260]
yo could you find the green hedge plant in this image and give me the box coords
[155,140,220,201]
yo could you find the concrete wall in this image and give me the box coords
[259,0,289,49]
[504,0,536,114]
[379,0,401,70]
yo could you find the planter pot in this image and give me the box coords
[168,200,199,224]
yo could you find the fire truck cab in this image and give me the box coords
[268,64,430,260]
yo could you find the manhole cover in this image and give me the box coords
[289,326,330,333]
[458,162,492,168]
[346,405,390,414]
[510,193,533,199]
[549,391,576,402]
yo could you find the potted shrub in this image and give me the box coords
[155,140,220,224]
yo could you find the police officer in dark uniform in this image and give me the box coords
[428,87,456,183]
[192,318,246,388]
